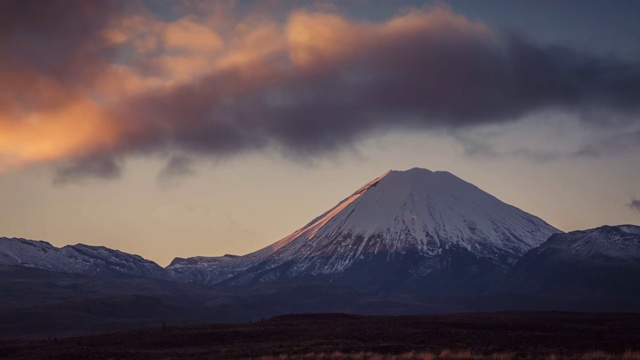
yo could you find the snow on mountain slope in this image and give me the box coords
[519,225,640,260]
[0,237,167,279]
[174,168,561,291]
[244,168,559,274]
[0,238,68,270]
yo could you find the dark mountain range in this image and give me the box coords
[1,169,639,338]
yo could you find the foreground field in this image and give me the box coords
[258,351,640,359]
[1,312,639,359]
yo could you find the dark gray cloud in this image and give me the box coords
[157,155,196,185]
[0,0,124,115]
[574,129,640,158]
[112,24,640,168]
[3,3,640,180]
[629,199,640,213]
[1,1,122,74]
[460,140,563,162]
[53,155,122,185]
[455,126,640,162]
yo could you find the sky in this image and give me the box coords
[1,0,639,266]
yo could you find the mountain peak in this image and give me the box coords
[364,168,465,195]
[217,168,560,292]
[380,167,465,185]
[389,167,433,174]
[542,224,640,258]
[355,168,486,210]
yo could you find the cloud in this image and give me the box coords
[453,124,640,162]
[0,0,124,173]
[573,129,640,158]
[0,98,118,174]
[53,154,122,184]
[157,155,196,187]
[159,155,196,179]
[113,6,640,159]
[629,199,640,213]
[458,137,563,163]
[0,0,124,104]
[0,0,123,80]
[2,2,640,180]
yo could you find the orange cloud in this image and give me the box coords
[0,99,118,173]
[286,6,497,70]
[2,2,638,179]
[287,11,358,68]
[164,16,224,54]
[215,22,285,74]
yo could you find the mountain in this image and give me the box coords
[4,169,640,337]
[1,168,562,295]
[503,225,640,297]
[167,255,240,284]
[0,237,167,279]
[173,168,560,294]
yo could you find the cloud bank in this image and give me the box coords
[1,1,639,179]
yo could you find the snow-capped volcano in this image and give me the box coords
[172,168,560,293]
[255,168,557,269]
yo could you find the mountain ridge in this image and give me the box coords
[0,237,168,279]
[503,224,640,297]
